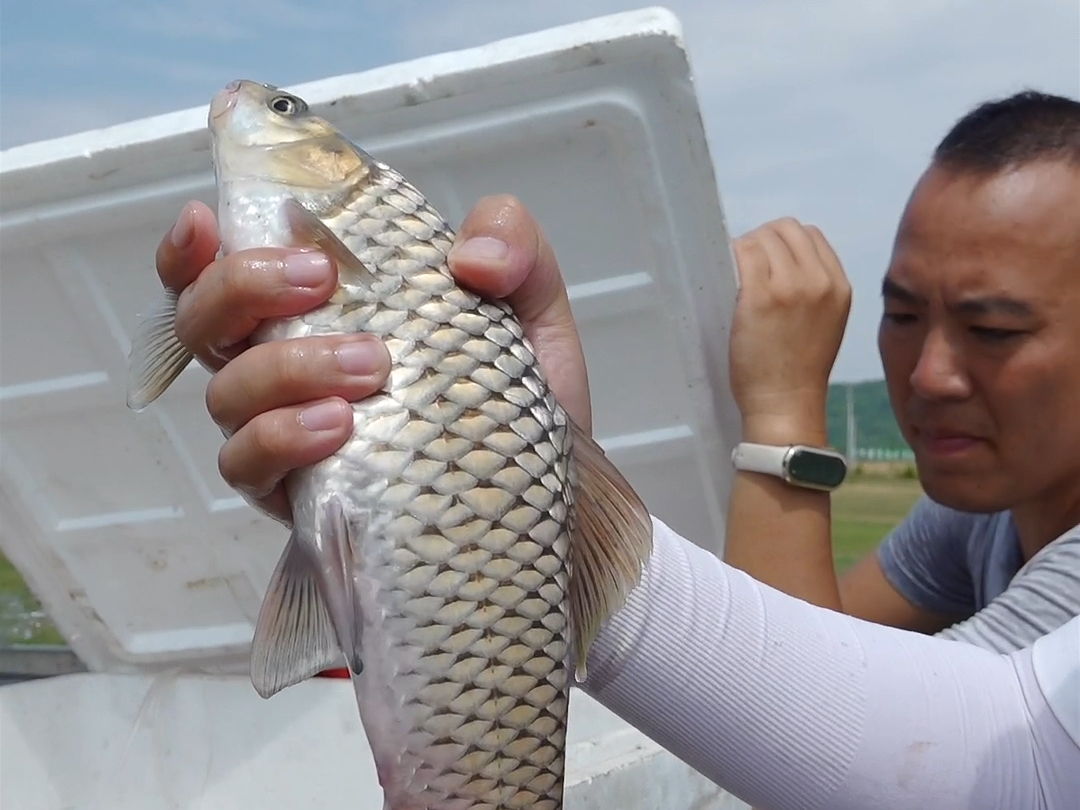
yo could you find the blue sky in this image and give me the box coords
[2,0,1077,381]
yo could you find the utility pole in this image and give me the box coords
[846,383,857,464]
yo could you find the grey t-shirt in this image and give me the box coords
[877,495,1080,653]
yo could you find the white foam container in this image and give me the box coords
[0,7,748,809]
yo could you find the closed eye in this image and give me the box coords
[882,312,918,325]
[970,326,1025,342]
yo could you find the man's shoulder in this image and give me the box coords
[901,495,1012,540]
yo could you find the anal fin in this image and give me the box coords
[282,198,377,287]
[249,530,343,699]
[567,420,654,683]
[126,286,194,411]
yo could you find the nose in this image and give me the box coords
[909,327,971,400]
[225,80,242,92]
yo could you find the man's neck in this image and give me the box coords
[1011,483,1080,561]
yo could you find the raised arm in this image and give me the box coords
[721,218,849,611]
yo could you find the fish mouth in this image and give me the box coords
[208,80,242,124]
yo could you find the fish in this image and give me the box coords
[126,79,653,810]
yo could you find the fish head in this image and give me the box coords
[208,79,368,191]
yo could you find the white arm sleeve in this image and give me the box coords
[581,517,1080,810]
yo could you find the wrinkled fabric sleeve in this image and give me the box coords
[580,516,1080,810]
[875,495,978,616]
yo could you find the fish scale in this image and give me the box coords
[126,79,652,810]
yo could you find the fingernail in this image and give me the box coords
[299,400,347,432]
[170,206,195,249]
[450,236,509,263]
[284,252,331,288]
[336,339,383,376]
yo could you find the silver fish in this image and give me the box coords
[127,79,653,810]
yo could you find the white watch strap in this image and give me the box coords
[731,442,790,477]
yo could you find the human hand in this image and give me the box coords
[154,195,588,525]
[729,218,851,444]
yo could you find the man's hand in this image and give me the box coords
[723,218,853,619]
[729,218,852,444]
[153,195,588,526]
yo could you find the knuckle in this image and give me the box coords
[275,341,310,390]
[767,216,803,238]
[219,256,253,305]
[251,412,290,461]
[219,416,286,496]
[733,238,765,271]
[805,275,832,298]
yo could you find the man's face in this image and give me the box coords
[878,160,1080,513]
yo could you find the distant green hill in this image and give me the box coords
[826,379,911,455]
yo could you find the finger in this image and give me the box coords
[243,485,293,527]
[732,233,772,298]
[447,194,592,434]
[175,248,338,371]
[770,217,833,294]
[448,194,566,322]
[218,397,353,509]
[805,225,851,293]
[753,220,802,292]
[206,334,390,435]
[156,201,222,293]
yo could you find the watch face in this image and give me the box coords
[788,448,848,489]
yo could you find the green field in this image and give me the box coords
[832,467,924,571]
[0,469,923,649]
[0,551,66,646]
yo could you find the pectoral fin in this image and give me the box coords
[566,420,653,682]
[126,286,193,411]
[282,198,376,287]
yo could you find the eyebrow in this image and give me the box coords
[881,277,924,304]
[954,296,1034,318]
[881,276,1034,318]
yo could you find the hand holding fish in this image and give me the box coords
[152,194,591,526]
[729,217,852,444]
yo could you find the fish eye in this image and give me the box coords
[270,95,305,115]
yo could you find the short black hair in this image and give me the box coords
[932,90,1080,173]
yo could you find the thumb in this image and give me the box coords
[447,195,592,435]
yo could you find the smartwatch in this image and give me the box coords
[731,442,848,491]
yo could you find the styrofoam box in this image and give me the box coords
[0,7,746,809]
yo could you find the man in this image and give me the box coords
[724,90,1080,652]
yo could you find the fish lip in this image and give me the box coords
[208,81,242,124]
